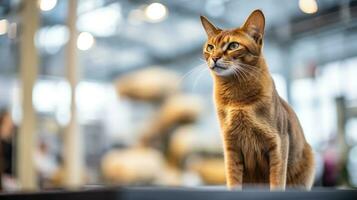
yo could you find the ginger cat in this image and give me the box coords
[200,10,315,190]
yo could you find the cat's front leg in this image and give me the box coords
[219,109,243,189]
[223,142,244,190]
[268,136,287,190]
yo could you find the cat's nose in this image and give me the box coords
[212,57,220,63]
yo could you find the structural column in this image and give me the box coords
[63,0,83,188]
[17,0,39,190]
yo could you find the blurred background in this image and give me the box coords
[0,0,357,191]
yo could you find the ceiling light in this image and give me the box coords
[144,3,168,23]
[0,19,8,35]
[38,0,58,12]
[299,0,318,14]
[77,32,95,51]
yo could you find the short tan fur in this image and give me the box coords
[200,10,315,190]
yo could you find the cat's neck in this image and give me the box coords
[213,57,273,106]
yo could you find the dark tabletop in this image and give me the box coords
[0,186,356,200]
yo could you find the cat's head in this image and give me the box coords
[200,10,265,77]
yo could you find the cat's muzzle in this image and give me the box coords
[210,64,227,73]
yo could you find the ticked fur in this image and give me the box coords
[200,10,315,190]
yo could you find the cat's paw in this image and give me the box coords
[270,184,285,191]
[227,184,242,191]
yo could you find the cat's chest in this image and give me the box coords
[221,107,270,176]
[220,107,269,152]
[220,107,257,132]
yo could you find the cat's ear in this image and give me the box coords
[242,9,265,45]
[200,16,221,37]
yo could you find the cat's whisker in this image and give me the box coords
[232,66,248,82]
[233,61,257,68]
[192,67,208,92]
[239,67,250,82]
[231,65,249,82]
[233,64,253,74]
[237,69,247,82]
[231,67,239,80]
[249,54,261,58]
[243,66,261,74]
[238,66,259,81]
[241,66,262,78]
[177,63,207,86]
[238,65,253,82]
[199,58,206,62]
[241,66,260,73]
[233,62,262,76]
[230,67,237,77]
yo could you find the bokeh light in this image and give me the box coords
[38,0,58,11]
[77,32,95,51]
[0,19,8,35]
[144,3,168,23]
[299,0,318,14]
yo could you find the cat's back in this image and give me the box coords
[278,97,307,146]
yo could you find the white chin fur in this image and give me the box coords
[212,68,235,77]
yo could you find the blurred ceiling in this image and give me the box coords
[1,0,357,80]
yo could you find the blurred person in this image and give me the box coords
[34,140,59,188]
[0,109,17,190]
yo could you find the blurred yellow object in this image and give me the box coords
[101,147,182,185]
[168,126,197,166]
[160,94,203,124]
[140,94,203,149]
[168,125,223,169]
[154,166,182,186]
[189,158,226,185]
[51,167,88,188]
[116,67,180,101]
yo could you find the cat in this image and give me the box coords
[200,10,315,190]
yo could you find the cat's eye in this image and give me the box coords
[206,44,214,52]
[228,42,240,50]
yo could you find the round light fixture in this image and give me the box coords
[299,0,318,14]
[38,0,58,11]
[77,32,95,51]
[144,3,168,23]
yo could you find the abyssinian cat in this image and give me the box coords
[200,10,315,190]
